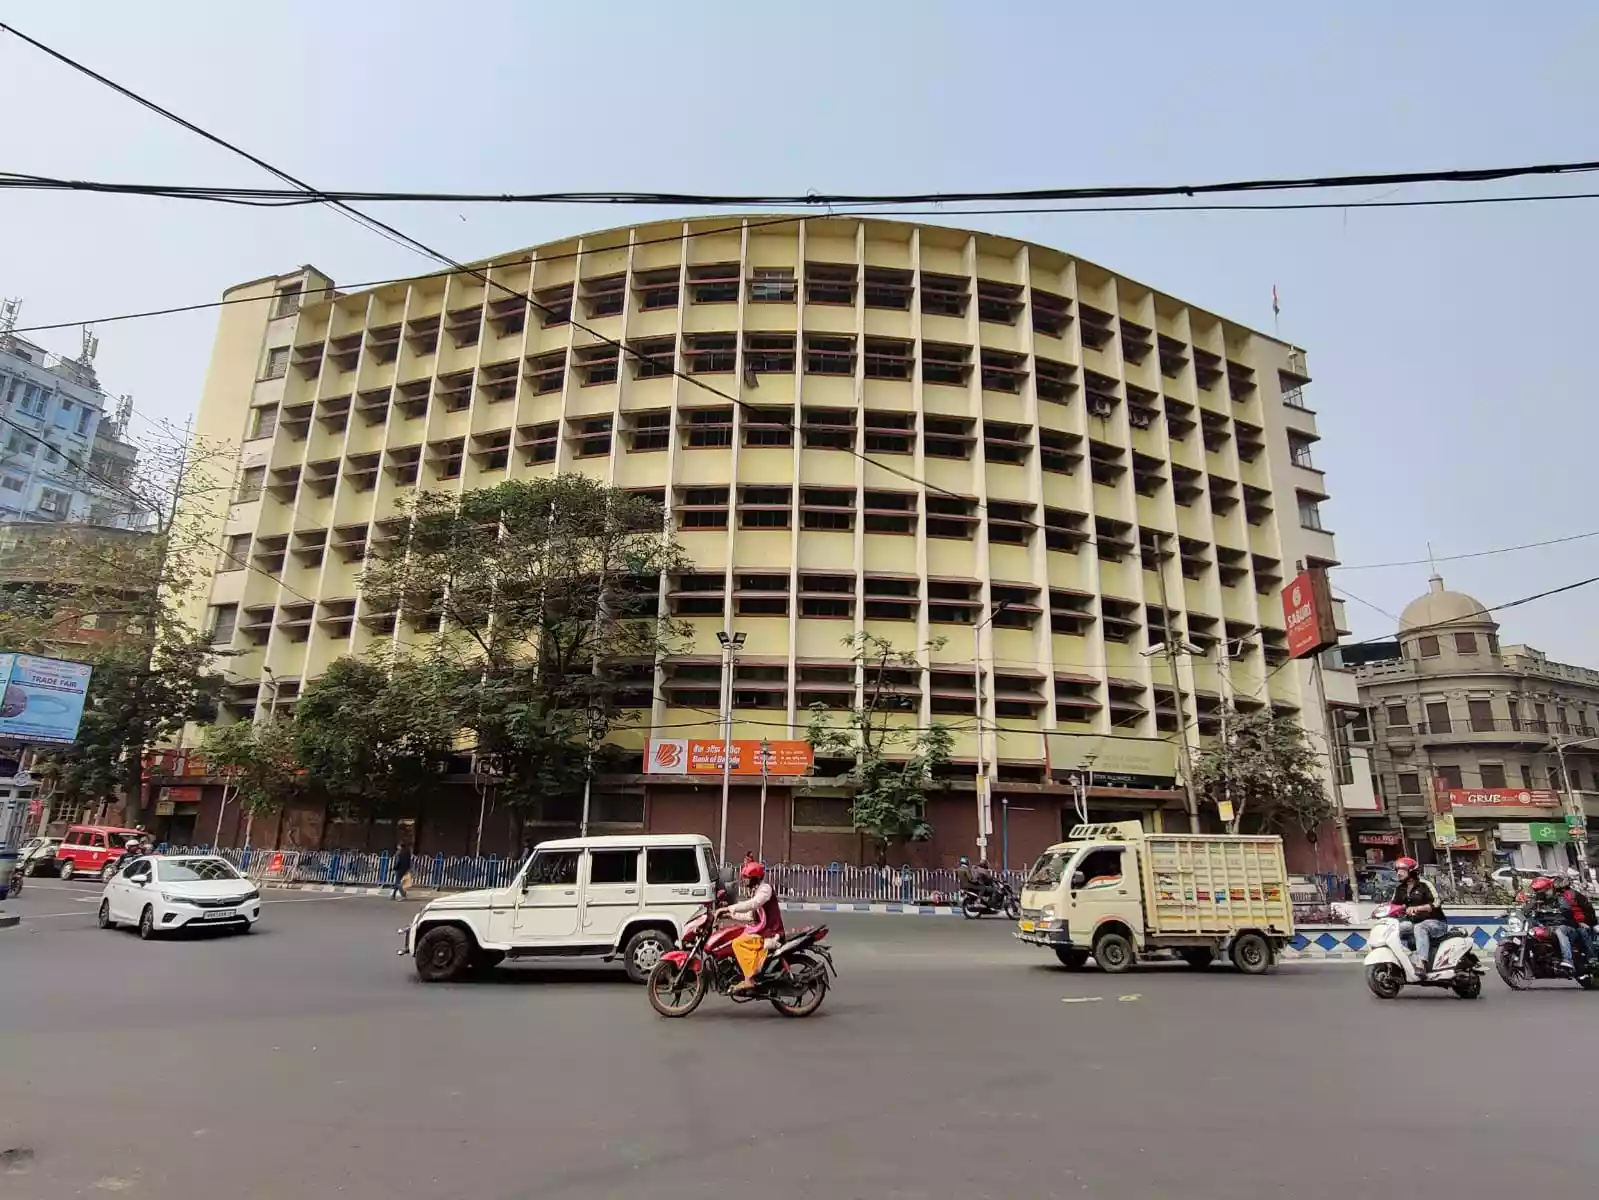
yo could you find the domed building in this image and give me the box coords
[1353,573,1598,875]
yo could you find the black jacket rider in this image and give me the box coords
[1392,876,1443,920]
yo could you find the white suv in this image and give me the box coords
[401,834,721,983]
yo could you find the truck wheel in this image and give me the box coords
[622,929,675,984]
[1053,947,1089,970]
[414,926,473,982]
[1230,932,1272,975]
[1093,932,1134,973]
[1180,948,1215,970]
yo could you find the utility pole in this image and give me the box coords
[972,600,1012,861]
[715,630,745,863]
[1551,736,1593,883]
[1153,535,1200,832]
[1309,653,1360,899]
[757,737,771,862]
[1216,639,1235,832]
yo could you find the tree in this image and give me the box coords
[1,426,237,824]
[359,475,686,831]
[291,654,458,833]
[1191,706,1336,838]
[805,632,953,856]
[200,717,305,847]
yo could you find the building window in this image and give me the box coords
[235,466,265,503]
[862,267,912,310]
[1454,631,1476,654]
[685,333,737,374]
[1435,764,1462,790]
[569,417,612,458]
[1468,699,1495,732]
[0,475,22,494]
[863,411,914,454]
[738,486,791,529]
[804,336,855,376]
[675,487,729,530]
[633,267,680,311]
[800,489,855,532]
[688,263,740,304]
[580,274,626,319]
[208,603,238,645]
[221,534,252,571]
[36,487,70,518]
[1296,493,1324,530]
[574,345,619,386]
[748,267,796,303]
[625,410,671,453]
[1417,635,1440,658]
[735,574,790,617]
[1521,764,1535,789]
[863,338,913,380]
[1480,763,1507,788]
[526,350,566,394]
[920,273,969,318]
[249,405,278,440]
[273,285,301,318]
[629,337,676,379]
[806,263,856,305]
[862,490,916,534]
[263,347,290,379]
[77,406,94,435]
[800,408,855,451]
[742,408,792,448]
[534,283,573,327]
[54,399,75,429]
[799,575,854,619]
[682,407,734,448]
[1425,701,1451,733]
[1397,773,1421,796]
[1031,289,1071,336]
[744,334,795,374]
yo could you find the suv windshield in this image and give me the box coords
[1027,851,1073,889]
[111,833,143,849]
[156,859,242,883]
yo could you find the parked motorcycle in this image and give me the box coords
[961,880,1021,920]
[1364,903,1482,1000]
[1494,900,1597,991]
[646,897,837,1018]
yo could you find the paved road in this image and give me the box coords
[2,878,1594,1200]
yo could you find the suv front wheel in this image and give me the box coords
[414,925,474,982]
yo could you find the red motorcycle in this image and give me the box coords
[646,897,836,1018]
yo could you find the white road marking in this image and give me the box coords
[1061,996,1103,1004]
[11,911,92,919]
[1118,994,1142,1002]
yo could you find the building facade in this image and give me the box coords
[173,217,1366,866]
[1353,574,1598,874]
[0,322,146,530]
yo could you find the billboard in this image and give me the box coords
[0,653,93,746]
[1446,788,1560,809]
[1282,568,1339,660]
[646,738,813,776]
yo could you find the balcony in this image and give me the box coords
[1400,718,1588,748]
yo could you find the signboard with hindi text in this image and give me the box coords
[645,739,813,776]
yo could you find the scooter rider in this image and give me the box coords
[1391,857,1448,974]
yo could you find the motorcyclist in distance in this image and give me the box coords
[971,858,996,907]
[1533,875,1596,974]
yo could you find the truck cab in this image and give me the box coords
[1017,821,1291,975]
[403,834,720,984]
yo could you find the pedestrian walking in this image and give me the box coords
[391,842,413,901]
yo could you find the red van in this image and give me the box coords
[55,825,144,882]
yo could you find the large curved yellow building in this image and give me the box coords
[173,215,1371,863]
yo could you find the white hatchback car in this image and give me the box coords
[98,854,263,939]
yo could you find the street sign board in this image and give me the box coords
[1282,568,1338,660]
[645,738,813,776]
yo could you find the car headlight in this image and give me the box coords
[1040,904,1056,919]
[159,891,182,904]
[244,889,260,902]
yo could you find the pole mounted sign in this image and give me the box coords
[1281,568,1339,660]
[0,653,93,746]
[646,738,812,777]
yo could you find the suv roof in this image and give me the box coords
[534,833,712,851]
[67,824,141,835]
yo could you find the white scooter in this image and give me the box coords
[1364,904,1482,1000]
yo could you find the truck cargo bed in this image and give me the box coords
[1142,835,1293,935]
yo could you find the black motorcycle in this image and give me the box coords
[1495,901,1597,991]
[961,879,1021,920]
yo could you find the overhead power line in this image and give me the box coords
[4,153,1599,208]
[1336,527,1599,571]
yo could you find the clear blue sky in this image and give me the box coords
[5,1,1597,658]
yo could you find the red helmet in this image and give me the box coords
[1530,876,1555,893]
[1394,857,1418,873]
[740,860,765,882]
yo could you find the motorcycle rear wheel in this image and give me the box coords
[1452,973,1482,1000]
[1003,894,1021,921]
[769,951,829,1018]
[1365,962,1404,999]
[647,961,708,1018]
[960,894,983,919]
[1494,944,1526,991]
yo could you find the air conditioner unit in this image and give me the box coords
[1129,410,1152,428]
[1087,399,1113,418]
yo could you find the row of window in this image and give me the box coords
[2,375,98,434]
[1409,630,1500,658]
[1368,694,1597,739]
[1388,760,1592,795]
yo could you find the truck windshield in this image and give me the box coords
[1027,851,1073,889]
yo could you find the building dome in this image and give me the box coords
[1398,574,1493,633]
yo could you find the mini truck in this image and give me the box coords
[1015,822,1294,974]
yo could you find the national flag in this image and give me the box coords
[1271,284,1280,316]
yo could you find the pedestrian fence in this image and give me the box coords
[157,844,1029,903]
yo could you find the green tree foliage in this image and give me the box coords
[291,655,457,826]
[1,430,234,823]
[805,632,952,854]
[1191,706,1336,837]
[358,476,686,826]
[200,714,305,844]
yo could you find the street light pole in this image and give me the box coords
[972,600,1013,862]
[1550,735,1594,882]
[715,630,746,864]
[757,737,771,863]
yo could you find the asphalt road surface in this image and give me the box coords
[2,878,1594,1200]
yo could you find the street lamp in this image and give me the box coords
[972,600,1012,863]
[715,630,746,863]
[1548,734,1595,882]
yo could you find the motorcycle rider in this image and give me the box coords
[971,858,996,908]
[1532,875,1596,973]
[1391,857,1448,974]
[955,856,973,893]
[719,859,784,993]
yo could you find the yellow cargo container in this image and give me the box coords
[1015,821,1294,975]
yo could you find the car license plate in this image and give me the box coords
[1018,920,1035,933]
[202,909,236,920]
